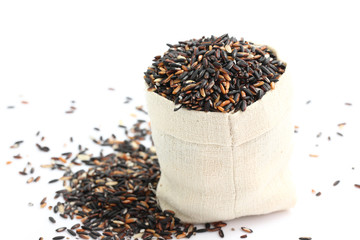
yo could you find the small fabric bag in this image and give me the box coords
[145,47,296,223]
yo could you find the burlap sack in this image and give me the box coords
[145,51,296,224]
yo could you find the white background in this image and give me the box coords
[1,0,360,239]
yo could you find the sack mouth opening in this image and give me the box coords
[144,45,287,115]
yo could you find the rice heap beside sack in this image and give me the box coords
[144,34,296,223]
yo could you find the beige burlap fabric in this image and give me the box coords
[145,51,296,224]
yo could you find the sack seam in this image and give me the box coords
[227,114,237,219]
[150,106,291,147]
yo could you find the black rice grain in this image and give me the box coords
[36,143,50,152]
[48,179,59,184]
[218,229,224,238]
[52,237,65,240]
[241,227,253,233]
[49,216,56,223]
[71,223,80,230]
[333,180,340,186]
[67,229,76,236]
[55,227,66,232]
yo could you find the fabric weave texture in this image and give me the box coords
[145,53,296,224]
